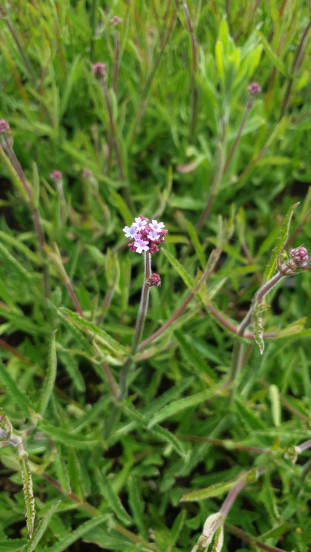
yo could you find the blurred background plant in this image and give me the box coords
[0,1,310,550]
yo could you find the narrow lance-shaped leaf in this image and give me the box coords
[161,248,194,289]
[180,477,240,502]
[0,360,32,416]
[252,302,267,355]
[94,468,131,526]
[18,452,35,538]
[264,202,299,283]
[38,331,57,416]
[23,500,61,552]
[60,308,127,356]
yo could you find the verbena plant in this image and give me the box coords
[0,1,310,551]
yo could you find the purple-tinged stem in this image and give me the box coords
[229,270,284,383]
[196,120,226,231]
[112,30,120,92]
[100,77,125,181]
[222,96,254,175]
[282,20,311,114]
[119,251,151,399]
[220,474,247,517]
[226,523,288,552]
[138,248,220,352]
[1,135,48,296]
[182,2,198,137]
[41,472,157,550]
[0,5,36,84]
[296,439,311,452]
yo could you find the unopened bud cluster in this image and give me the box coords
[92,62,107,79]
[123,216,167,254]
[110,15,122,25]
[147,273,161,287]
[288,246,309,270]
[248,82,261,95]
[50,170,62,183]
[0,119,10,134]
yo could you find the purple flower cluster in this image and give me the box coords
[288,246,309,270]
[123,216,167,254]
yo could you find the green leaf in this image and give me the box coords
[184,219,206,270]
[110,190,132,224]
[18,452,35,538]
[0,242,33,281]
[235,399,265,431]
[161,248,193,289]
[38,331,57,417]
[60,308,127,356]
[45,516,107,552]
[252,301,266,355]
[264,202,299,282]
[0,360,32,416]
[180,476,241,502]
[23,501,61,552]
[256,31,288,76]
[148,388,216,428]
[127,475,147,539]
[40,423,99,448]
[95,468,131,526]
[269,385,281,427]
[0,145,28,201]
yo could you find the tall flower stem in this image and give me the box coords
[196,119,227,231]
[182,2,199,137]
[112,30,120,92]
[222,96,254,175]
[119,251,151,399]
[229,270,285,383]
[0,134,48,296]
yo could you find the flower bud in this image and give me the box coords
[50,170,62,183]
[147,273,161,287]
[92,62,107,79]
[110,15,122,25]
[248,82,261,95]
[0,119,10,134]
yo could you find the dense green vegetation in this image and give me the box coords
[0,1,311,550]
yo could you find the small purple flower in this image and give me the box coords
[133,239,149,254]
[133,216,148,230]
[50,170,62,183]
[0,119,10,134]
[123,224,139,239]
[148,229,160,241]
[248,82,261,95]
[149,219,165,232]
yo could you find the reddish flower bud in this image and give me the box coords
[50,170,62,183]
[0,119,10,134]
[248,82,261,95]
[92,62,107,79]
[147,273,161,287]
[110,15,122,25]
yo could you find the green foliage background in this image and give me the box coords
[0,1,310,550]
